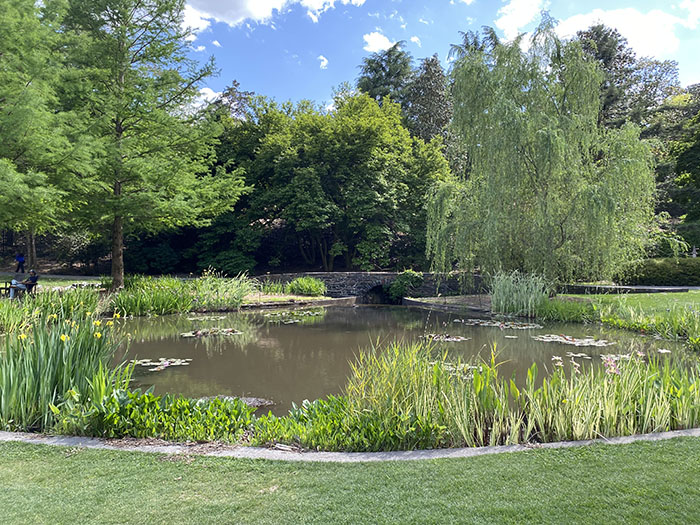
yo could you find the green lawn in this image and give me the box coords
[562,290,700,314]
[1,438,699,524]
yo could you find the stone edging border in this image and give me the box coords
[402,297,490,314]
[239,296,357,310]
[2,428,699,463]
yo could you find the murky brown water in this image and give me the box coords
[118,306,682,414]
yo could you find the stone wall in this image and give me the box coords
[254,271,483,299]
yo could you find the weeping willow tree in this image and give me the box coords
[427,18,656,282]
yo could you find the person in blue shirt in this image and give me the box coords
[10,270,38,299]
[15,253,25,273]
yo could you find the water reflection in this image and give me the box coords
[117,306,684,414]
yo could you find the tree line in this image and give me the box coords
[1,1,698,284]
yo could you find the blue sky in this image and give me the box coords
[184,0,700,107]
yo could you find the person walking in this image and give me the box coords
[15,253,25,273]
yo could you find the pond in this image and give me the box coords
[119,306,682,414]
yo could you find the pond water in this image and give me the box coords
[119,306,682,414]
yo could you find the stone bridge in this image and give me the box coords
[255,271,483,299]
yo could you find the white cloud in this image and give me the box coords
[450,0,475,4]
[494,0,546,40]
[183,4,211,40]
[186,0,366,28]
[318,54,329,69]
[194,45,206,52]
[556,7,694,58]
[212,39,222,47]
[188,87,222,112]
[410,36,422,47]
[418,17,430,25]
[363,31,395,52]
[679,0,700,28]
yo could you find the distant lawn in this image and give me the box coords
[561,290,700,314]
[1,438,699,524]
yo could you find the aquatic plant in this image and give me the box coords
[252,341,700,451]
[0,313,123,431]
[490,271,551,318]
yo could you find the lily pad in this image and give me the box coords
[531,334,616,347]
[453,318,543,330]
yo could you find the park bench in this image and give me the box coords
[1,280,38,299]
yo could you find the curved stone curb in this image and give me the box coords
[2,428,699,463]
[240,296,357,310]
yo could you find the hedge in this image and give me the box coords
[620,258,700,286]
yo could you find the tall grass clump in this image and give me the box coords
[256,279,286,295]
[0,288,101,334]
[490,271,550,317]
[111,275,192,316]
[600,302,700,351]
[285,276,327,297]
[190,269,255,310]
[110,272,255,316]
[0,314,124,431]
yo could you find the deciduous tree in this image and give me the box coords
[428,18,656,282]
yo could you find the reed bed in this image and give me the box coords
[490,271,551,318]
[0,313,123,431]
[253,342,700,451]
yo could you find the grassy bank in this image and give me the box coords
[1,438,699,524]
[0,274,328,332]
[543,291,700,350]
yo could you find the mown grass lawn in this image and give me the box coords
[562,290,700,314]
[1,438,699,524]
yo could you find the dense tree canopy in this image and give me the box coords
[428,19,656,282]
[1,5,699,278]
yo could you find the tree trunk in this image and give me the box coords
[111,214,124,289]
[25,230,37,270]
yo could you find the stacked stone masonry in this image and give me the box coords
[255,272,483,299]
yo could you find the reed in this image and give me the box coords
[253,341,700,451]
[490,271,550,318]
[0,313,123,431]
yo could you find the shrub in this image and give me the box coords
[490,271,551,318]
[286,277,326,297]
[619,258,700,286]
[386,270,424,302]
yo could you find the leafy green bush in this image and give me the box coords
[54,390,255,442]
[619,258,700,286]
[490,271,551,318]
[386,270,424,302]
[285,277,326,297]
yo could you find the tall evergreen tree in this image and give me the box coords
[61,0,245,287]
[404,55,452,143]
[357,42,414,107]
